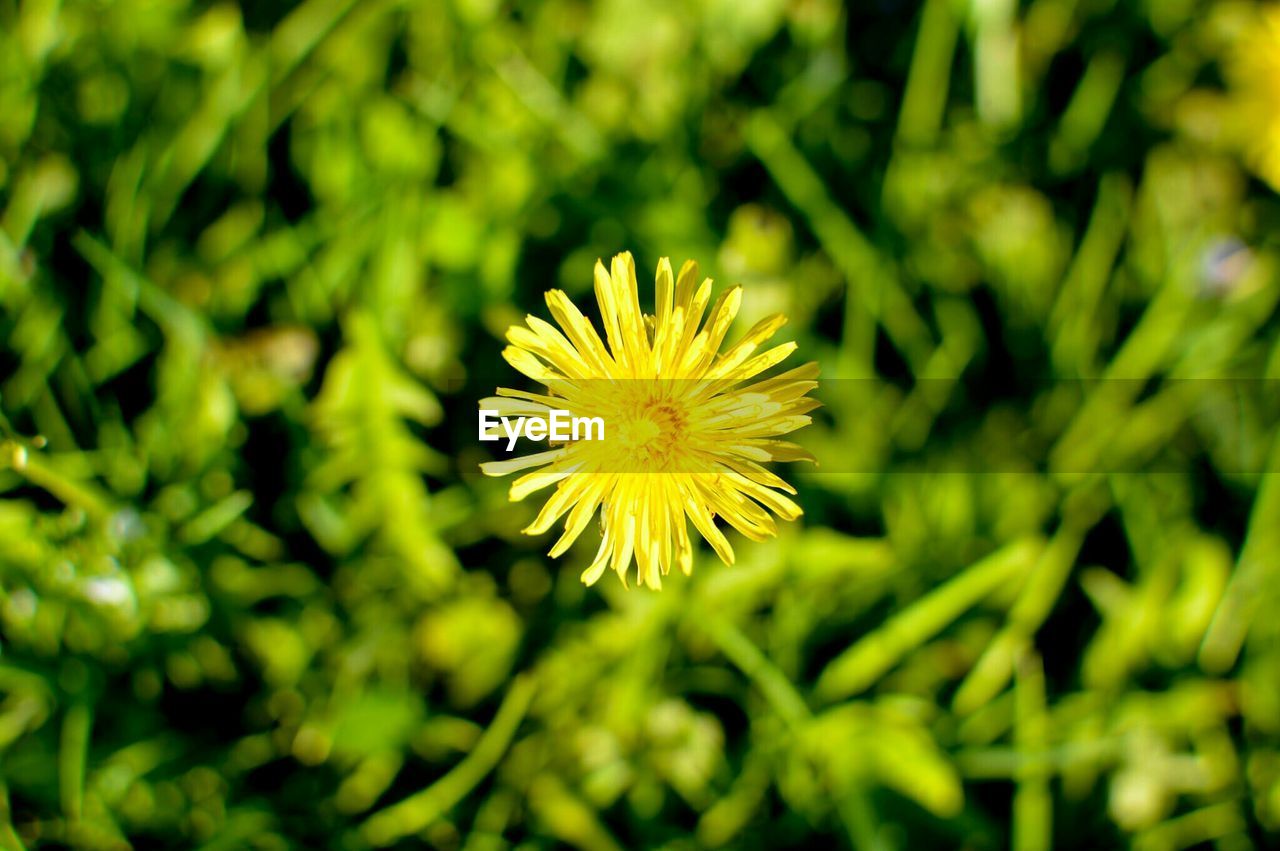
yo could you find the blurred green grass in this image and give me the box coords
[2,0,1280,849]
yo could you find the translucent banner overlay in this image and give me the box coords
[454,378,1280,475]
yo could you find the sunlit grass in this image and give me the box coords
[1,1,1278,849]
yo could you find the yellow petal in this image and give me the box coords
[510,468,575,501]
[654,257,674,328]
[480,449,564,477]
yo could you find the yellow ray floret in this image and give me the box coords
[481,251,818,589]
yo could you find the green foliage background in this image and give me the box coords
[2,0,1280,848]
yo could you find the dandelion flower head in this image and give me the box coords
[481,252,818,589]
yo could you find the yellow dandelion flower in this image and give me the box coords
[1231,7,1280,190]
[480,251,818,589]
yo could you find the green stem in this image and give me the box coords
[3,442,114,519]
[360,674,537,847]
[816,537,1043,702]
[697,611,809,728]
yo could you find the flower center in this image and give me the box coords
[616,398,688,469]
